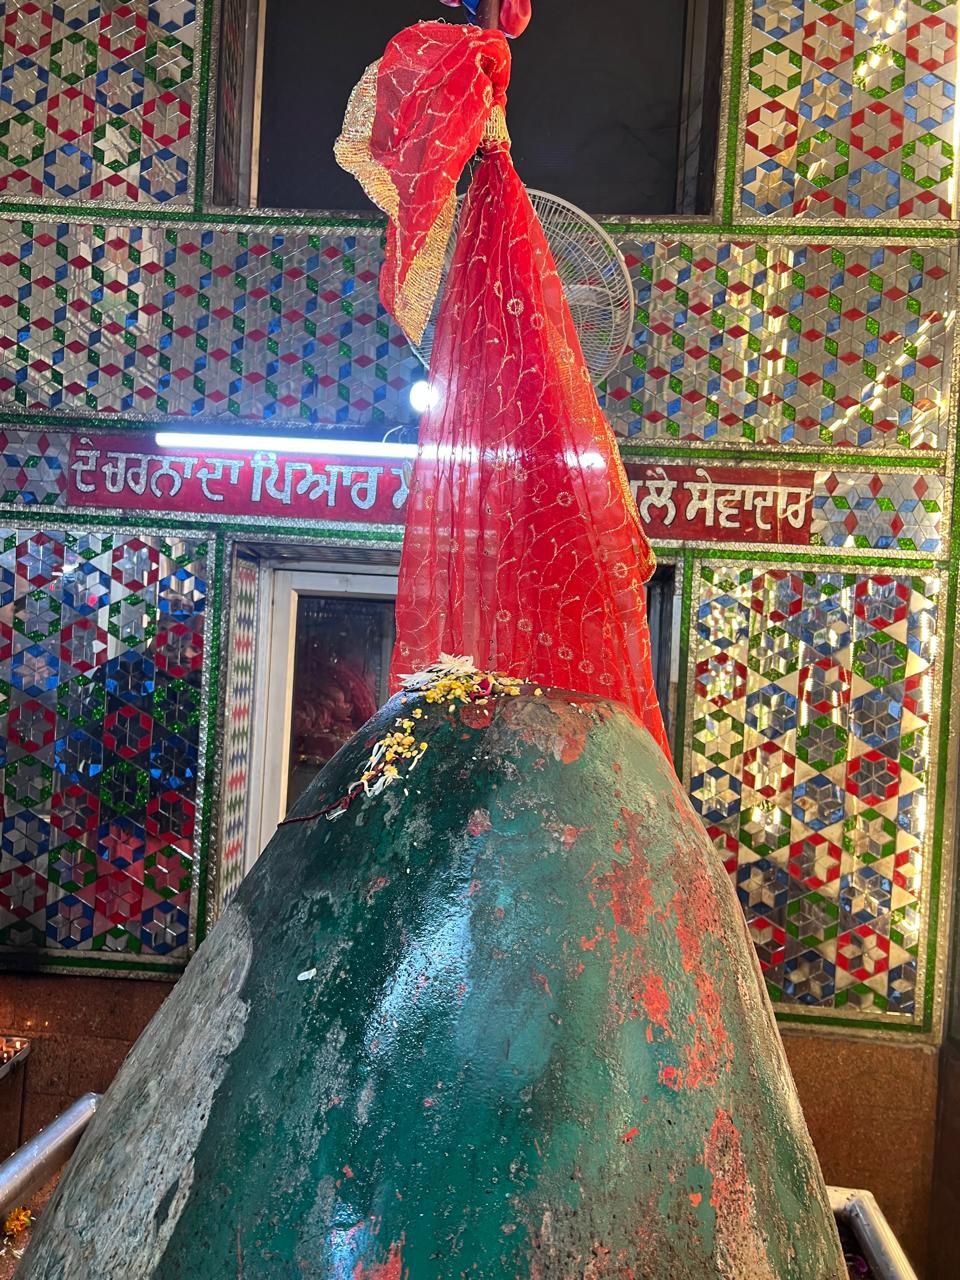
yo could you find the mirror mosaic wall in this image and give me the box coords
[0,0,954,1042]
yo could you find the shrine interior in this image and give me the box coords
[0,0,954,1277]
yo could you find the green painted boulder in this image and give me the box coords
[22,687,845,1278]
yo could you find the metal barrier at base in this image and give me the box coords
[0,1093,100,1218]
[829,1186,918,1280]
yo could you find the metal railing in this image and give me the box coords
[829,1186,918,1280]
[0,1093,100,1218]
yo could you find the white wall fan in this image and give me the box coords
[410,189,635,388]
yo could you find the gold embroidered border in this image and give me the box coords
[334,58,462,346]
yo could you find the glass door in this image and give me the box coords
[253,567,397,861]
[285,594,394,811]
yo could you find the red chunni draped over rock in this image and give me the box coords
[336,22,668,754]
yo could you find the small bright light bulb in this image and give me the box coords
[410,380,440,413]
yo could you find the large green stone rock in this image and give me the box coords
[23,689,845,1278]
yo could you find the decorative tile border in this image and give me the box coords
[0,0,204,209]
[812,468,946,553]
[0,425,67,503]
[0,216,953,458]
[737,0,960,225]
[214,542,256,914]
[686,560,943,1026]
[0,427,944,559]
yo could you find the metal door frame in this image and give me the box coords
[251,562,399,869]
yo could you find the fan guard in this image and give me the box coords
[410,190,635,388]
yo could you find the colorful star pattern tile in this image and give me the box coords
[216,548,257,914]
[690,564,939,1021]
[742,0,960,221]
[0,219,950,452]
[0,218,423,427]
[811,469,945,552]
[0,428,66,503]
[0,0,199,206]
[0,526,207,962]
[604,238,954,448]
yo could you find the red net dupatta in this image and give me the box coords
[334,24,510,346]
[336,22,669,756]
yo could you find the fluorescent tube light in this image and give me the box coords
[154,432,419,460]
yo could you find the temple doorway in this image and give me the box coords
[256,563,398,848]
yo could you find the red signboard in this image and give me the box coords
[624,462,814,545]
[67,433,815,545]
[68,434,412,526]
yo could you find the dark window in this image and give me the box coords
[285,595,395,813]
[646,564,675,743]
[252,0,723,215]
